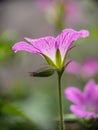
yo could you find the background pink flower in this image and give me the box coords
[65,1,83,25]
[35,0,52,9]
[66,58,98,78]
[64,80,98,118]
[65,60,81,76]
[81,58,98,78]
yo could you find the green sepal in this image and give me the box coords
[64,60,72,69]
[56,66,65,77]
[43,54,57,68]
[56,49,62,68]
[30,67,55,77]
[62,45,75,66]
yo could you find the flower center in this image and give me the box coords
[85,104,98,114]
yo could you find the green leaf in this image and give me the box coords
[56,49,62,68]
[2,102,31,121]
[30,67,55,77]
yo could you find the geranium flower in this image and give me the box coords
[81,58,98,78]
[66,58,98,78]
[64,80,98,118]
[35,0,81,27]
[35,0,52,9]
[65,60,81,76]
[12,29,89,69]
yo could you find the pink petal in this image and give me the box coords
[65,60,81,75]
[84,80,96,100]
[71,105,98,118]
[12,41,38,53]
[64,87,84,105]
[56,29,89,60]
[81,59,98,78]
[35,0,52,9]
[25,36,56,63]
[84,80,98,109]
[92,86,98,108]
[86,113,98,118]
[70,105,86,118]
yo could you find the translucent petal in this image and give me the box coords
[25,36,56,63]
[12,41,38,53]
[56,29,89,60]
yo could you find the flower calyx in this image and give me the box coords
[30,66,55,77]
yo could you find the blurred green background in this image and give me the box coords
[0,0,98,130]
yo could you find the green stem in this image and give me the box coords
[57,73,64,130]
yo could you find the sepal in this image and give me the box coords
[56,49,62,68]
[64,60,72,69]
[30,67,55,77]
[43,54,57,68]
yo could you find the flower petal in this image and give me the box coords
[70,105,86,118]
[25,36,56,63]
[84,80,98,110]
[86,112,98,118]
[91,86,98,108]
[65,60,81,75]
[64,87,84,105]
[56,29,89,60]
[12,41,38,53]
[81,59,98,78]
[84,80,96,100]
[71,105,98,118]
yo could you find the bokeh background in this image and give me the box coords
[0,0,98,130]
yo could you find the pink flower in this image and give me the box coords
[81,59,98,78]
[66,1,81,25]
[12,29,89,69]
[66,58,98,78]
[64,80,98,118]
[66,60,81,76]
[35,0,52,9]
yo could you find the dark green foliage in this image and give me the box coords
[0,99,40,130]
